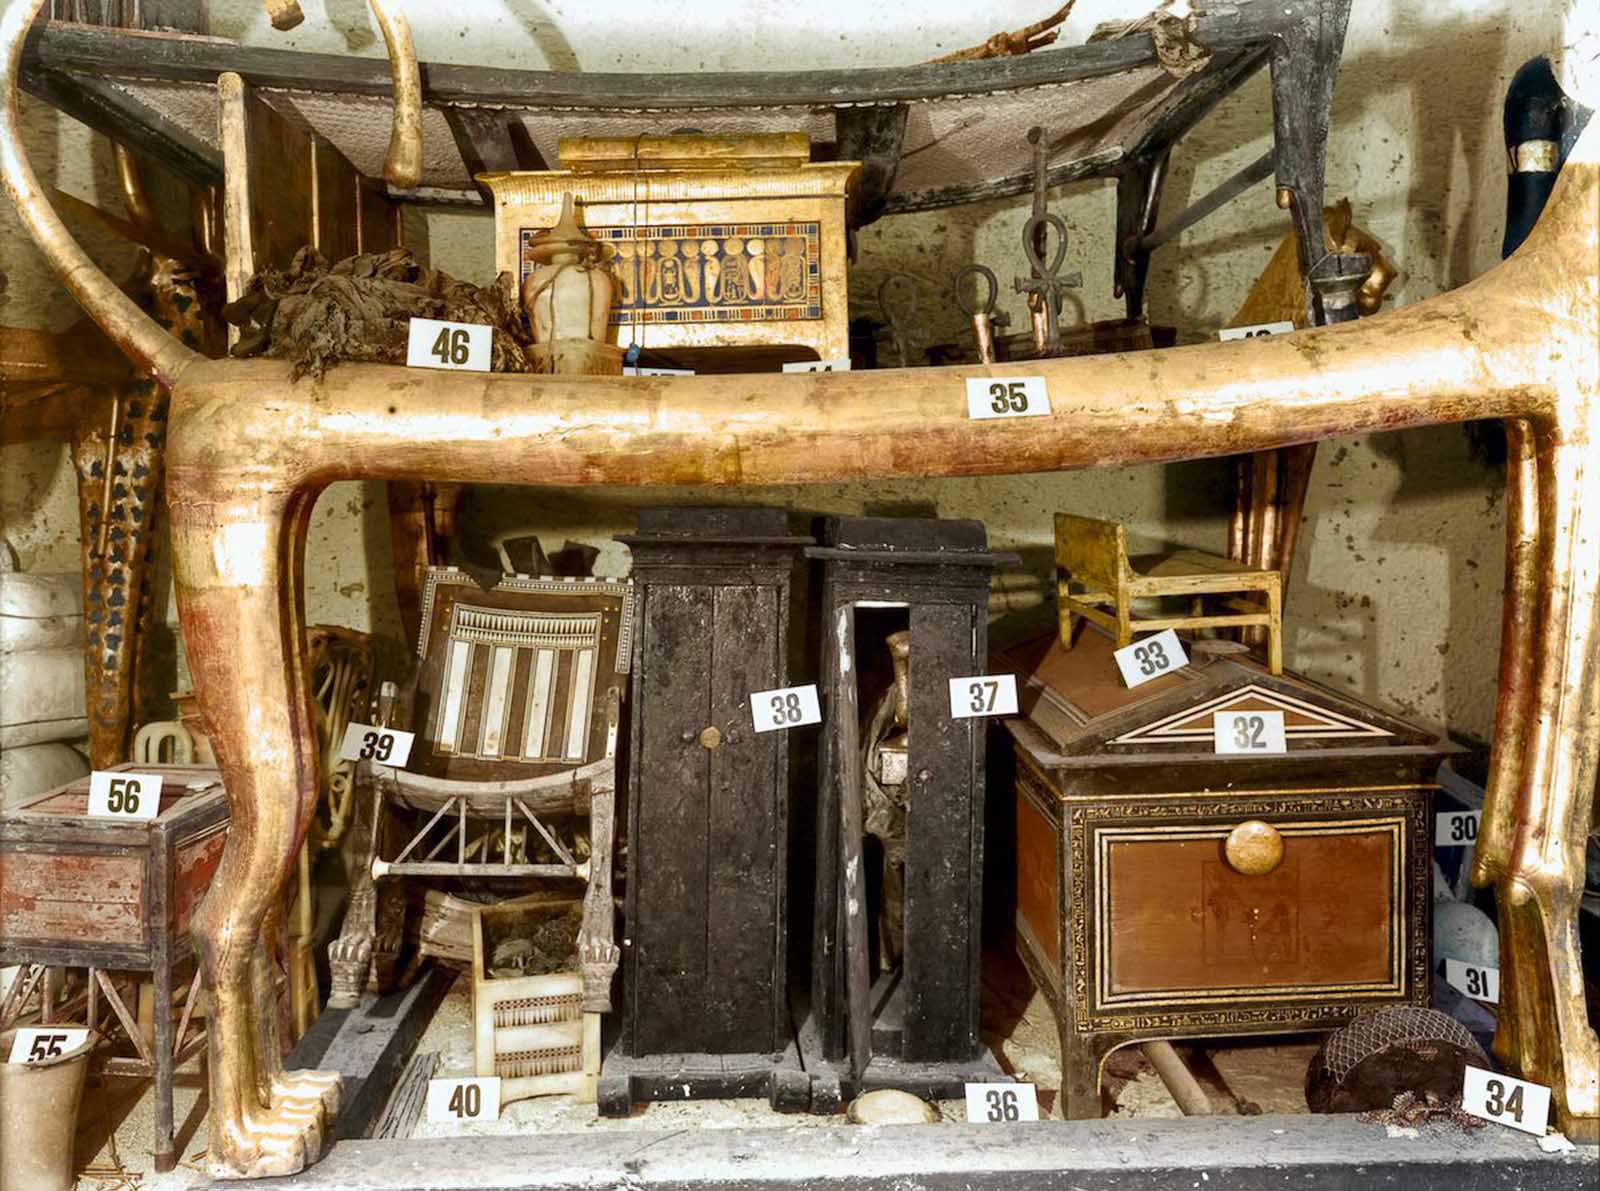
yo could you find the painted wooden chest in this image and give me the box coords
[0,763,227,1169]
[997,630,1453,1119]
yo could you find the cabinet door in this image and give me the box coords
[630,583,784,1056]
[631,584,713,1055]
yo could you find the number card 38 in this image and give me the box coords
[338,723,415,768]
[87,770,162,820]
[750,684,822,733]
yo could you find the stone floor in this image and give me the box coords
[65,949,1320,1188]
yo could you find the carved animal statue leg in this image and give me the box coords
[71,376,169,766]
[168,485,341,1178]
[1475,422,1600,1142]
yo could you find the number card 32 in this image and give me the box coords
[87,770,162,820]
[965,377,1050,420]
[751,684,822,733]
[406,318,491,372]
[425,1076,500,1124]
[1213,710,1286,755]
[964,1082,1039,1123]
[8,1027,90,1064]
[338,723,415,768]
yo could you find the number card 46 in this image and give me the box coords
[406,318,491,372]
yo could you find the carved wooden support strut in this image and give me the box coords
[3,0,1597,1176]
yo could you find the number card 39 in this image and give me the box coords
[425,1076,500,1124]
[965,377,1051,420]
[406,318,491,372]
[87,770,162,820]
[964,1082,1039,1123]
[338,723,416,768]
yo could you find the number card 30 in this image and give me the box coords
[948,674,1019,719]
[338,723,415,768]
[1435,810,1482,846]
[1112,628,1188,689]
[965,376,1051,420]
[87,770,162,820]
[425,1076,500,1124]
[1461,1065,1550,1135]
[750,684,822,733]
[964,1082,1039,1123]
[8,1027,90,1064]
[406,318,491,372]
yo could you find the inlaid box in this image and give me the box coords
[481,133,857,364]
[998,629,1453,1119]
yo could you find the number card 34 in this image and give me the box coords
[1461,1065,1550,1135]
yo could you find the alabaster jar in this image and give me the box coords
[520,192,613,345]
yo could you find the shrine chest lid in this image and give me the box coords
[0,764,227,840]
[996,628,1458,780]
[807,515,1019,569]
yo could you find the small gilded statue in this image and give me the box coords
[863,630,913,968]
[520,193,620,374]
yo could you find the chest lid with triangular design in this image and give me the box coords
[995,627,1453,765]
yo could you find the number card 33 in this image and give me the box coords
[1112,628,1188,689]
[338,723,415,768]
[87,770,162,820]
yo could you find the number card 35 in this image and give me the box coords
[964,1082,1039,1123]
[87,770,162,820]
[426,1076,500,1124]
[965,377,1051,420]
[338,723,415,768]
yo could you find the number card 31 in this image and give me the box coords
[87,770,162,820]
[406,318,491,372]
[965,377,1051,420]
[425,1076,500,1124]
[964,1082,1039,1123]
[338,723,415,768]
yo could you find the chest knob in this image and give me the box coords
[1224,820,1283,875]
[697,726,723,750]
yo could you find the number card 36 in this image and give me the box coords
[964,1082,1039,1122]
[87,770,162,820]
[338,723,415,768]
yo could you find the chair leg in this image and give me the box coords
[1057,578,1078,649]
[1115,590,1133,651]
[1266,581,1283,675]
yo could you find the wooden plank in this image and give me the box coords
[0,850,144,944]
[707,583,781,1054]
[372,1051,437,1140]
[902,600,981,1063]
[629,583,712,1056]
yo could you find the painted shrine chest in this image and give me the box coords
[996,630,1454,1119]
[481,134,856,364]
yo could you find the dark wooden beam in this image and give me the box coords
[440,105,546,196]
[834,105,907,229]
[19,62,221,189]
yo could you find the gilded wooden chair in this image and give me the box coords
[1054,512,1283,674]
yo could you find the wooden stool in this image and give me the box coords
[1054,512,1283,675]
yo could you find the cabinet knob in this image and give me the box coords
[1224,820,1283,875]
[697,726,723,750]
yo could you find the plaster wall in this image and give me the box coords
[0,0,1564,744]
